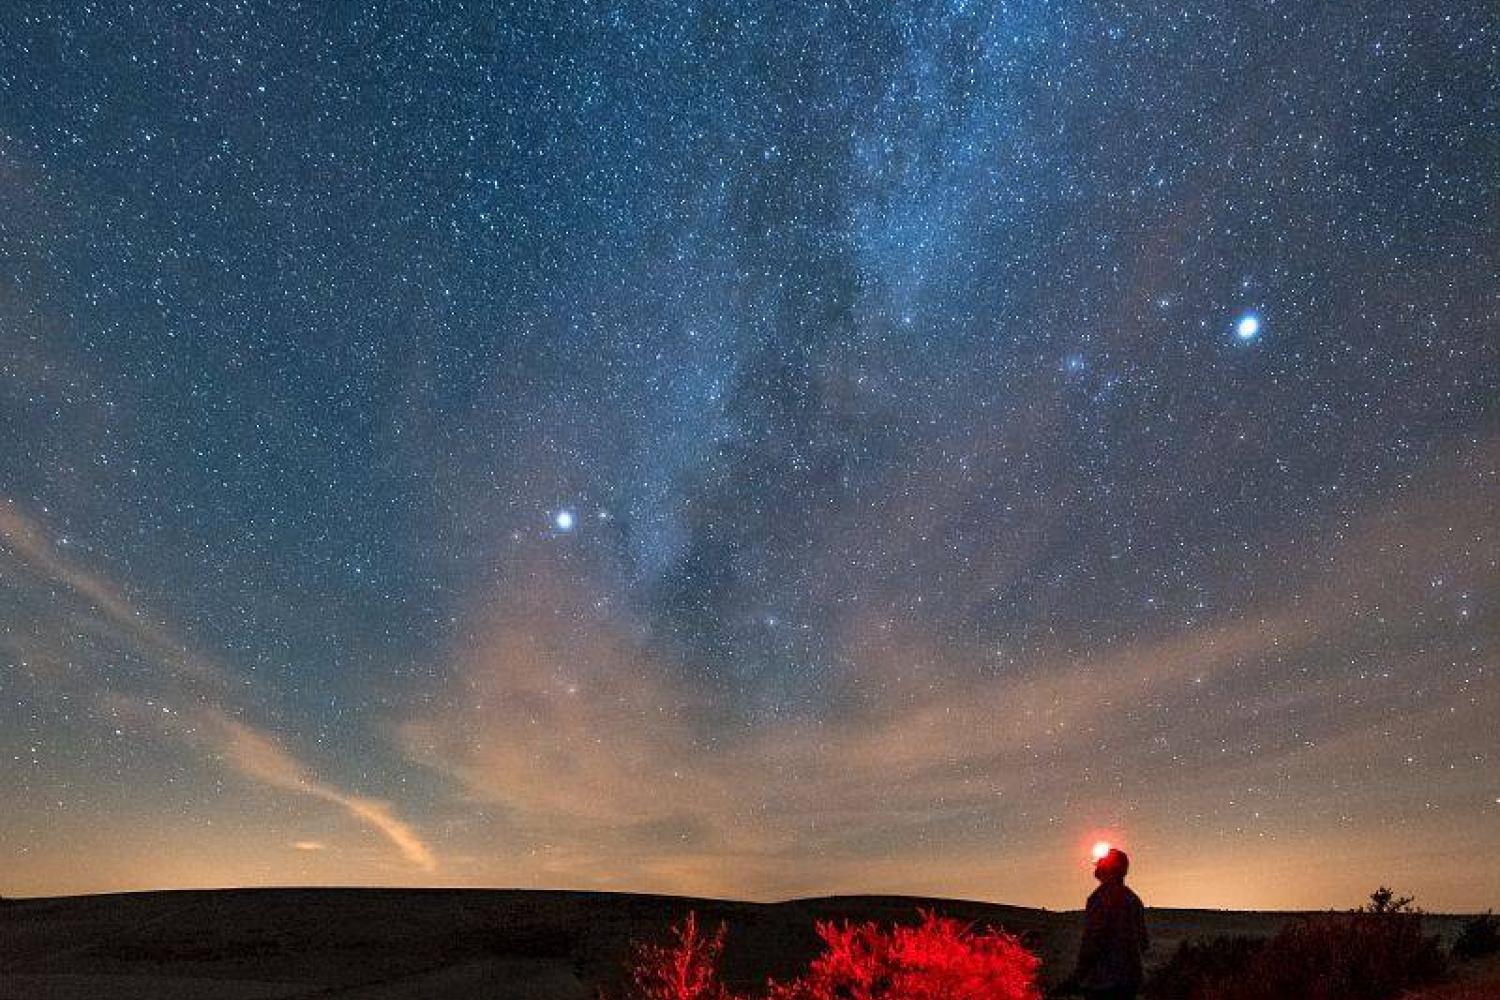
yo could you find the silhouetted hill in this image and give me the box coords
[0,888,1479,999]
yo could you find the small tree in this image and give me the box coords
[1366,886,1415,915]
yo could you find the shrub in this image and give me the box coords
[1145,888,1447,1000]
[766,910,1041,1000]
[1145,935,1264,1000]
[622,910,738,1000]
[619,909,1040,1000]
[1450,911,1498,962]
[1229,905,1447,1000]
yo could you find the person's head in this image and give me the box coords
[1094,847,1129,883]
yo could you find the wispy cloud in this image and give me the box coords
[194,709,436,871]
[397,436,1497,904]
[0,497,437,872]
[398,588,1311,896]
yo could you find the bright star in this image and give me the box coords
[553,510,576,532]
[1235,313,1261,340]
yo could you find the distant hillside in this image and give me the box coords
[0,889,1479,999]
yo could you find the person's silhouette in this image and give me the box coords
[1069,848,1149,1000]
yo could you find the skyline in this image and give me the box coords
[1,2,1496,911]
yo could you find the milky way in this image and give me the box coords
[1,3,1496,909]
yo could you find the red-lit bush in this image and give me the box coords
[766,910,1041,1000]
[623,910,739,1000]
[620,909,1040,1000]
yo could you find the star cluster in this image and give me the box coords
[0,2,1495,909]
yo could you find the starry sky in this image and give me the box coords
[1,2,1496,911]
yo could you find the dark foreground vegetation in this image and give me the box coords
[0,887,1493,999]
[613,888,1499,1000]
[1142,889,1498,1000]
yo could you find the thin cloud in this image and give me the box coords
[0,497,437,873]
[197,709,437,872]
[398,436,1497,902]
[0,497,227,689]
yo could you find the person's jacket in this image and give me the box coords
[1075,878,1149,990]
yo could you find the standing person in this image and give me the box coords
[1067,847,1149,1000]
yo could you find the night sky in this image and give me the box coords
[1,2,1496,911]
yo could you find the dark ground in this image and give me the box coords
[0,889,1481,999]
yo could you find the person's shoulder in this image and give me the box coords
[1123,885,1144,906]
[1089,882,1125,907]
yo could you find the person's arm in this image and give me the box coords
[1075,895,1105,980]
